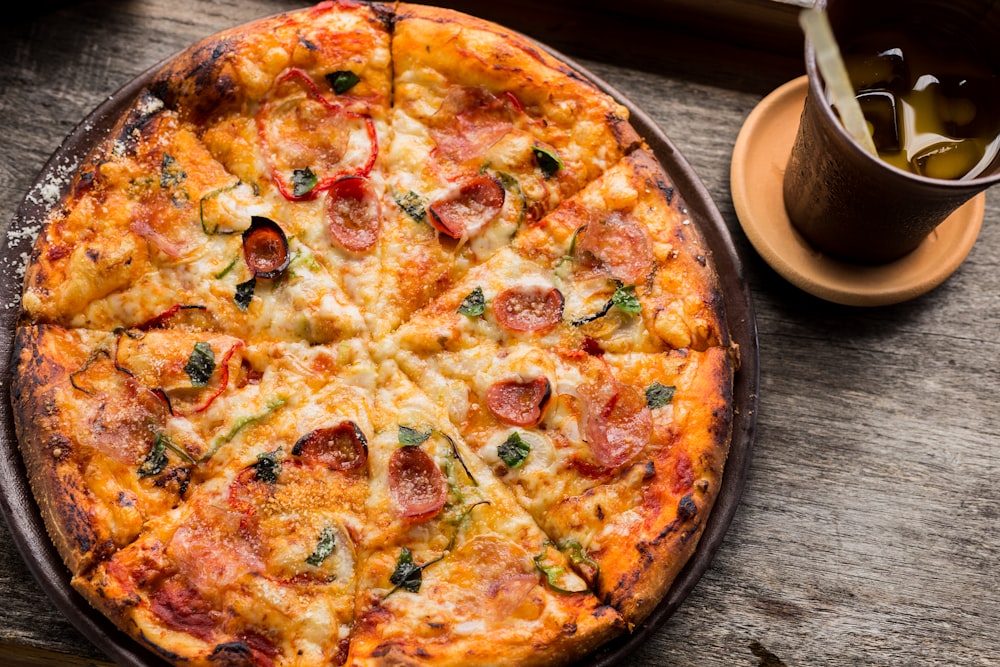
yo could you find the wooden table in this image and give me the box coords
[1,1,997,666]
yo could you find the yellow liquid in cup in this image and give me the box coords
[837,30,1000,180]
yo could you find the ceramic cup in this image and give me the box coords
[783,0,1000,264]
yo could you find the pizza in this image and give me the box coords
[9,2,737,665]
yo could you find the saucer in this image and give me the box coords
[730,75,985,307]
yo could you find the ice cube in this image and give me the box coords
[936,76,999,138]
[857,90,901,153]
[910,139,984,179]
[846,47,908,93]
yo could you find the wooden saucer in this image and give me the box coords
[730,75,984,307]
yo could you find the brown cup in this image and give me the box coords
[783,0,1000,264]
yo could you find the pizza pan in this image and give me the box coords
[0,13,758,667]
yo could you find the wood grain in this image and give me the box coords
[2,1,998,666]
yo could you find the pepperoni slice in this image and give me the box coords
[428,176,505,239]
[579,376,652,468]
[492,285,564,334]
[388,446,447,521]
[485,377,551,427]
[228,466,273,518]
[135,304,208,331]
[292,421,368,471]
[243,216,290,278]
[149,579,216,640]
[574,213,654,284]
[429,87,517,162]
[325,176,380,252]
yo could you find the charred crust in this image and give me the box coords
[677,494,698,521]
[371,2,395,30]
[607,113,642,153]
[658,180,676,205]
[114,90,168,157]
[209,641,253,663]
[132,628,183,663]
[150,37,239,121]
[371,642,430,661]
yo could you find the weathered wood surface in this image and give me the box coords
[1,1,998,666]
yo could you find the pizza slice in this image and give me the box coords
[385,150,732,360]
[73,436,370,666]
[11,321,375,575]
[110,330,376,481]
[20,95,371,344]
[151,0,395,325]
[371,3,640,335]
[391,341,734,626]
[69,333,378,666]
[346,359,624,665]
[381,241,667,372]
[514,148,730,351]
[11,324,206,574]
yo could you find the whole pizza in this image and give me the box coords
[10,2,737,665]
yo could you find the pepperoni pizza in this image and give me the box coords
[11,2,737,665]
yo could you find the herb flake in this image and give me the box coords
[235,277,256,311]
[389,547,423,593]
[252,448,282,484]
[398,426,432,447]
[645,382,676,409]
[326,70,360,94]
[497,432,530,468]
[532,145,563,178]
[138,432,170,478]
[184,342,215,387]
[612,284,641,314]
[457,287,486,317]
[291,167,318,197]
[160,153,186,188]
[394,189,428,224]
[305,527,337,566]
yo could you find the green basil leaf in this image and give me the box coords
[326,70,361,94]
[184,342,215,387]
[291,167,318,197]
[235,277,256,311]
[398,426,432,447]
[252,448,282,484]
[457,287,486,317]
[497,432,530,468]
[389,547,423,593]
[645,382,675,409]
[394,189,428,224]
[305,527,337,566]
[532,145,563,178]
[612,284,641,314]
[138,432,170,478]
